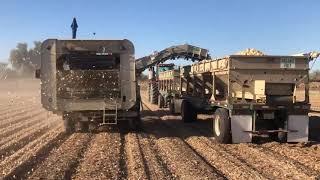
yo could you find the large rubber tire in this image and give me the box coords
[214,108,232,144]
[149,81,159,104]
[169,100,175,114]
[158,95,165,108]
[181,100,197,123]
[309,116,320,141]
[79,121,89,133]
[63,113,75,134]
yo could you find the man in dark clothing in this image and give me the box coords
[71,17,78,39]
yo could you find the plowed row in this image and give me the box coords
[0,92,319,179]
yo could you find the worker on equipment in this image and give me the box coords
[71,17,78,39]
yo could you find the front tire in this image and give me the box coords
[158,95,165,108]
[149,81,158,104]
[79,121,89,133]
[181,100,197,123]
[169,100,175,114]
[214,108,231,143]
[63,113,75,134]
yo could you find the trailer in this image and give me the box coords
[158,54,313,143]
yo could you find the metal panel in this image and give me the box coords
[40,39,57,111]
[230,56,308,70]
[287,115,309,142]
[231,115,252,143]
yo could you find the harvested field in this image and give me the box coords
[0,79,319,179]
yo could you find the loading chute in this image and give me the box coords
[135,44,210,74]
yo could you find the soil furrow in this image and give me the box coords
[161,117,269,180]
[0,117,61,160]
[261,143,320,175]
[0,108,44,129]
[119,131,128,179]
[222,144,314,179]
[0,115,60,147]
[142,103,225,179]
[0,99,37,115]
[143,102,265,179]
[136,132,174,179]
[247,143,319,177]
[28,133,92,179]
[0,111,48,138]
[0,124,64,179]
[73,132,123,180]
[0,105,39,121]
[125,132,149,179]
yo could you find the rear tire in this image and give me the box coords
[149,81,158,104]
[63,113,75,134]
[309,116,320,141]
[214,108,231,144]
[181,100,197,123]
[169,100,175,114]
[158,95,165,108]
[79,121,89,133]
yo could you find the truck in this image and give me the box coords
[156,51,314,143]
[146,63,175,105]
[36,39,208,133]
[135,44,209,106]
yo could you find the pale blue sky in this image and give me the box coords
[0,0,319,68]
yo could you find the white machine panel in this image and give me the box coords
[231,115,252,143]
[287,115,309,142]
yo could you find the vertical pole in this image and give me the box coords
[253,110,256,132]
[305,73,310,104]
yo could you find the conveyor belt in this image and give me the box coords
[135,44,209,74]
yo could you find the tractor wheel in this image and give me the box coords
[158,95,165,108]
[63,113,75,134]
[181,100,197,123]
[309,116,320,141]
[149,81,159,104]
[214,108,231,144]
[79,121,89,133]
[169,100,175,114]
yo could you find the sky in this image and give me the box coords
[0,0,319,69]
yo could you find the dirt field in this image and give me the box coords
[0,79,320,179]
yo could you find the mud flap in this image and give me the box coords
[287,115,308,142]
[231,115,252,143]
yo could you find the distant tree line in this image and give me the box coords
[310,70,320,82]
[6,41,320,82]
[9,41,41,76]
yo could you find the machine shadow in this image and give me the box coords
[140,107,214,139]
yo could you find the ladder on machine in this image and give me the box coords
[100,103,118,125]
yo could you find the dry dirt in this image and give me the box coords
[0,79,319,180]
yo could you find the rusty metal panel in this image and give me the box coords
[229,56,309,70]
[40,39,136,112]
[57,70,120,99]
[191,58,229,74]
[40,39,58,111]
